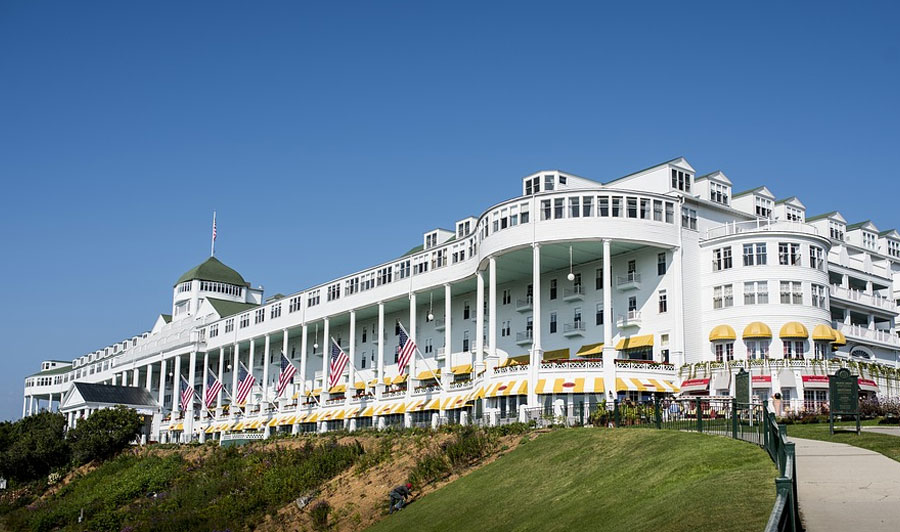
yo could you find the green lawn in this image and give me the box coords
[367,429,776,532]
[786,423,900,463]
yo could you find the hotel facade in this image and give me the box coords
[22,158,900,442]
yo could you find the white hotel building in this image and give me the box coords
[21,158,900,441]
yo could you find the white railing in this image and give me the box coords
[516,296,533,310]
[221,433,265,442]
[436,347,446,358]
[516,331,533,343]
[449,380,474,390]
[835,323,900,346]
[382,390,406,399]
[563,286,585,299]
[563,322,585,334]
[704,219,820,240]
[614,359,675,372]
[617,310,641,327]
[616,272,640,286]
[494,364,529,375]
[830,285,897,312]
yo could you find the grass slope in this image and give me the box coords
[786,424,900,463]
[368,429,775,532]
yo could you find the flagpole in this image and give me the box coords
[399,322,446,393]
[211,211,217,257]
[330,337,368,395]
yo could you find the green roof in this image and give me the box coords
[846,220,873,231]
[805,211,838,222]
[28,364,73,378]
[207,298,258,319]
[161,314,172,324]
[732,186,766,198]
[175,256,249,287]
[879,229,898,237]
[402,244,424,257]
[602,156,685,186]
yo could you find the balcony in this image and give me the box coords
[562,322,585,338]
[516,330,534,346]
[434,318,445,331]
[703,219,821,240]
[830,285,897,313]
[616,310,642,328]
[616,272,641,291]
[835,322,900,347]
[436,347,446,360]
[516,296,533,313]
[563,286,585,302]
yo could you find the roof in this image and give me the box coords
[602,156,686,186]
[775,196,800,205]
[207,298,259,319]
[175,256,249,287]
[732,186,767,198]
[160,314,172,323]
[71,383,158,408]
[847,220,875,231]
[879,229,899,238]
[806,211,839,222]
[28,365,72,378]
[402,244,424,257]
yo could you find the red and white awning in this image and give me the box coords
[801,375,829,389]
[858,378,879,393]
[752,375,772,388]
[680,378,710,394]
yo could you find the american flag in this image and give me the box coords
[276,353,297,398]
[235,361,256,406]
[212,213,217,241]
[397,326,416,374]
[204,369,223,409]
[328,340,348,389]
[180,375,195,411]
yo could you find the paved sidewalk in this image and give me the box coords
[790,437,900,531]
[861,426,900,437]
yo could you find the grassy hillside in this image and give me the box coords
[367,428,776,532]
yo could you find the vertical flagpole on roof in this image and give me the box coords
[211,211,217,257]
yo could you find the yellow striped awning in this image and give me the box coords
[499,356,530,368]
[375,404,393,415]
[368,379,379,386]
[780,322,809,339]
[615,335,654,350]
[392,402,407,414]
[329,384,346,394]
[543,348,569,360]
[575,342,604,357]
[472,386,485,399]
[594,378,606,393]
[307,388,322,397]
[535,378,547,394]
[616,378,680,393]
[205,425,216,433]
[408,399,427,412]
[334,410,347,420]
[391,375,408,385]
[361,406,375,417]
[743,322,772,339]
[232,421,245,431]
[268,417,280,427]
[354,381,366,389]
[709,325,737,342]
[832,328,846,347]
[487,380,529,397]
[812,324,836,341]
[536,378,603,394]
[451,363,474,374]
[344,407,362,419]
[444,394,471,410]
[425,398,442,410]
[250,420,263,429]
[292,392,299,400]
[416,370,440,380]
[305,413,320,423]
[281,416,297,425]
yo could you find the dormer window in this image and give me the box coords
[671,169,692,193]
[863,231,877,250]
[829,221,845,241]
[425,233,437,249]
[709,182,729,205]
[887,240,900,258]
[524,176,541,195]
[755,197,773,218]
[544,174,555,191]
[785,206,803,222]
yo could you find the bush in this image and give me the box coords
[67,406,143,465]
[408,426,501,488]
[0,412,70,483]
[310,500,331,531]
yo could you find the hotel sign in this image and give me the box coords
[828,368,860,435]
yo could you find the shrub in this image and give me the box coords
[67,406,143,465]
[309,500,331,531]
[0,412,70,483]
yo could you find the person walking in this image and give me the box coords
[389,483,412,514]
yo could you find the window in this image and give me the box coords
[595,304,604,326]
[665,202,675,224]
[569,197,580,218]
[289,296,302,313]
[520,202,530,224]
[327,283,340,301]
[657,252,667,275]
[887,240,900,258]
[553,198,564,219]
[270,304,282,319]
[653,200,663,221]
[462,331,470,352]
[573,307,582,326]
[424,338,433,354]
[599,196,609,217]
[627,197,637,218]
[658,290,667,313]
[612,196,622,217]
[582,196,593,217]
[501,321,511,337]
[713,284,733,309]
[549,312,557,334]
[814,342,827,360]
[778,243,801,265]
[595,267,603,290]
[811,284,827,308]
[307,290,320,307]
[463,302,470,320]
[784,206,803,222]
[640,198,650,219]
[573,272,582,290]
[671,168,692,193]
[550,279,557,300]
[254,308,265,324]
[715,342,735,362]
[628,296,637,312]
[209,324,219,338]
[783,340,805,359]
[713,247,732,271]
[809,246,825,270]
[395,260,411,280]
[681,207,697,230]
[755,196,773,218]
[225,318,234,333]
[744,281,769,305]
[829,221,844,241]
[709,182,729,204]
[746,340,769,359]
[502,289,511,305]
[541,200,551,221]
[544,174,555,191]
[239,314,250,328]
[862,231,877,250]
[780,281,803,304]
[377,266,392,285]
[743,243,766,266]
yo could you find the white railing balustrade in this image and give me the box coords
[616,272,641,286]
[704,219,820,240]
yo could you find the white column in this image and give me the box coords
[202,351,210,415]
[231,343,240,409]
[488,256,497,359]
[408,293,417,405]
[22,395,27,418]
[281,328,290,401]
[217,347,225,410]
[262,334,271,404]
[157,358,167,412]
[349,311,356,399]
[671,244,685,367]
[476,270,485,369]
[602,239,616,404]
[187,351,197,438]
[529,244,542,407]
[444,283,452,370]
[322,318,330,398]
[377,303,385,397]
[133,368,139,388]
[171,354,181,417]
[300,325,309,395]
[145,363,153,392]
[248,338,256,405]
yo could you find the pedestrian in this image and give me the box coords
[389,483,412,514]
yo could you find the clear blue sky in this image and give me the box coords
[1,1,898,421]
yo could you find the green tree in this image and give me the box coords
[0,411,70,483]
[67,406,143,465]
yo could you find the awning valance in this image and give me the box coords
[615,335,654,350]
[543,348,570,360]
[709,325,737,342]
[616,378,680,393]
[329,385,346,394]
[416,370,440,380]
[859,378,879,393]
[679,378,710,394]
[832,328,847,347]
[780,322,809,339]
[487,380,529,397]
[499,356,529,368]
[535,378,605,394]
[575,342,604,357]
[451,363,474,374]
[743,322,772,339]
[801,375,829,389]
[811,324,836,342]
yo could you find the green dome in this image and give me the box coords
[175,257,249,287]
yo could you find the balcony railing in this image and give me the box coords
[616,272,641,290]
[516,296,534,312]
[434,318,446,331]
[563,286,585,301]
[617,310,641,328]
[516,330,534,345]
[703,219,820,240]
[835,322,900,347]
[614,359,675,372]
[830,285,897,312]
[562,322,585,337]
